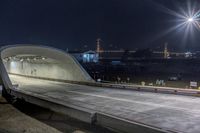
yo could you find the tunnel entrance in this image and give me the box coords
[3,55,74,81]
[0,45,93,92]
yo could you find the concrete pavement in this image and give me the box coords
[9,74,200,133]
[0,94,62,133]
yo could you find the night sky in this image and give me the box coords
[0,0,200,51]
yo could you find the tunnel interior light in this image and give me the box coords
[20,59,24,62]
[10,61,16,69]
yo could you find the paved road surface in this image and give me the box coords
[9,75,200,133]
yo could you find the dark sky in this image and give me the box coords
[0,0,200,51]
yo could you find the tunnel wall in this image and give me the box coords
[5,60,78,81]
[0,45,94,91]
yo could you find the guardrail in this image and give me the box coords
[10,88,96,124]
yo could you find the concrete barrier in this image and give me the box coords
[10,88,96,124]
[96,113,170,133]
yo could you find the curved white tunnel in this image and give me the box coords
[0,45,93,90]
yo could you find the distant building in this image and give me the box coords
[69,50,99,63]
[70,49,195,63]
[82,50,99,63]
[185,52,193,58]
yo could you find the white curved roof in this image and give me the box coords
[0,45,93,90]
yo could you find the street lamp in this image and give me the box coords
[186,16,200,29]
[188,17,194,22]
[152,1,200,40]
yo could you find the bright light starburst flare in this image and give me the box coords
[173,2,200,31]
[186,16,200,27]
[148,1,200,44]
[160,1,200,29]
[188,17,194,22]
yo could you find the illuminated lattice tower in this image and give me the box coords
[96,38,101,53]
[164,43,169,59]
